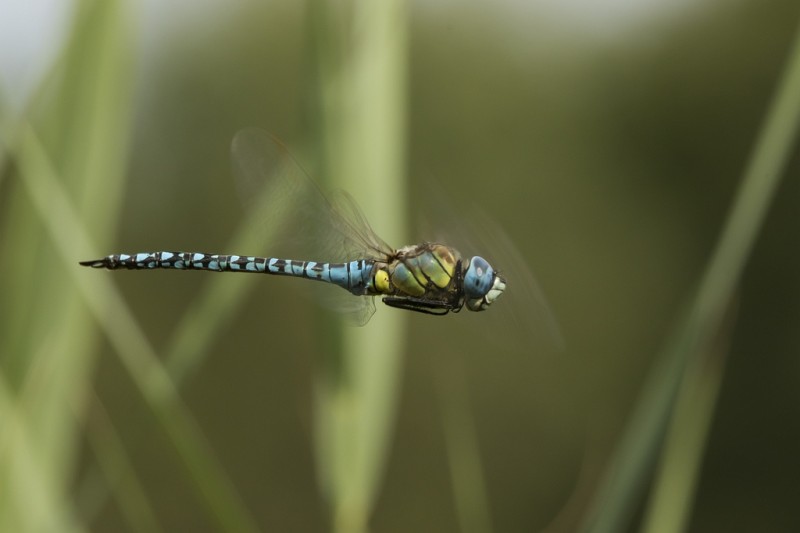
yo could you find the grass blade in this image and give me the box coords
[435,359,494,533]
[308,1,409,531]
[580,15,800,533]
[0,373,86,533]
[14,124,259,533]
[78,395,163,533]
[640,306,734,533]
[0,1,133,529]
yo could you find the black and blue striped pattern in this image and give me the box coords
[80,251,376,296]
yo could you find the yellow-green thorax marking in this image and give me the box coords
[372,243,458,294]
[367,243,506,316]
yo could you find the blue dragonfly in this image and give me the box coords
[80,129,507,326]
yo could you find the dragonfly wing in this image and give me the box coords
[231,128,311,256]
[475,213,565,352]
[232,128,391,261]
[231,128,388,324]
[327,189,395,259]
[418,182,564,353]
[316,284,378,326]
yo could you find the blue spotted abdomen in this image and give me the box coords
[80,251,375,295]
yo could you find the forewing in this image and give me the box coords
[418,182,564,353]
[231,128,389,323]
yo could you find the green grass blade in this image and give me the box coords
[162,168,296,386]
[0,374,86,533]
[435,359,494,533]
[0,1,134,529]
[580,15,800,533]
[308,1,409,531]
[640,310,733,533]
[78,395,164,533]
[14,124,260,533]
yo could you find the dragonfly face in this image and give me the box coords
[463,256,506,311]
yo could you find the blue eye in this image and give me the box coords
[464,256,494,299]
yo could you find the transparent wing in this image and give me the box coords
[232,128,393,262]
[418,182,565,354]
[473,213,566,353]
[231,128,393,324]
[321,288,377,327]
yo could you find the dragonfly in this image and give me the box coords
[80,129,507,325]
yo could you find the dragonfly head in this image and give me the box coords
[464,256,506,311]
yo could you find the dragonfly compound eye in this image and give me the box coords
[464,256,493,298]
[464,256,505,311]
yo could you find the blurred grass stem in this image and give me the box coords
[580,16,800,533]
[0,374,85,533]
[14,124,259,533]
[435,359,494,533]
[308,1,409,531]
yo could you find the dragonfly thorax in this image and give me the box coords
[463,256,506,312]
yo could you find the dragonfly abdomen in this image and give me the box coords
[267,257,375,295]
[80,252,375,295]
[80,251,257,271]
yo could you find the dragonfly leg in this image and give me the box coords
[381,296,458,316]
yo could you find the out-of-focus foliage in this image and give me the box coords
[1,0,799,531]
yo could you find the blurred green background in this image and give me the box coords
[1,0,799,532]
